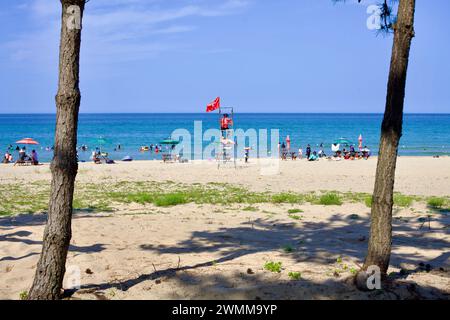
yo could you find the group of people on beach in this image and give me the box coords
[139,144,176,153]
[90,148,115,164]
[279,142,371,161]
[332,144,371,160]
[2,147,39,165]
[279,142,326,161]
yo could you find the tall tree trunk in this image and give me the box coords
[28,0,85,300]
[356,0,415,289]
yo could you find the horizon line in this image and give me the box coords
[0,112,449,115]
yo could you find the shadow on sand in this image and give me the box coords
[0,213,108,262]
[74,213,449,299]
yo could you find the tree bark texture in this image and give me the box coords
[28,0,85,300]
[363,0,416,276]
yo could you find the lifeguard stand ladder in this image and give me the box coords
[217,106,236,169]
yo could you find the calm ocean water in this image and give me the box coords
[0,113,449,162]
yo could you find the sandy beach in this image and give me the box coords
[1,156,449,299]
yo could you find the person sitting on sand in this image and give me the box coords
[2,151,12,164]
[349,145,356,157]
[362,146,371,159]
[91,150,101,164]
[318,148,326,158]
[19,148,26,161]
[31,150,39,165]
[309,151,318,161]
[318,144,326,158]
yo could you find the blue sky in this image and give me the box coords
[0,0,449,113]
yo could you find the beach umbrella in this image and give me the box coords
[16,138,39,145]
[159,139,180,145]
[286,135,291,151]
[358,134,363,150]
[333,138,353,146]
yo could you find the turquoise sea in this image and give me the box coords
[0,113,449,163]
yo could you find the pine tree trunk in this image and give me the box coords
[356,0,415,288]
[28,0,85,300]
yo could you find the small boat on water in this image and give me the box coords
[122,155,133,162]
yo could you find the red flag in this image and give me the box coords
[206,97,220,112]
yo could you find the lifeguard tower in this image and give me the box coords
[217,106,236,169]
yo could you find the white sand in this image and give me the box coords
[0,156,449,300]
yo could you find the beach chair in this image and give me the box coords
[15,159,32,166]
[162,153,173,163]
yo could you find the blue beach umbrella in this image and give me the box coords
[333,137,353,146]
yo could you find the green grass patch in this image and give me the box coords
[0,209,14,216]
[19,291,28,300]
[125,192,154,204]
[282,244,294,253]
[349,267,358,275]
[427,197,446,209]
[288,271,301,280]
[1,180,444,217]
[264,261,282,273]
[393,194,414,207]
[154,193,188,207]
[271,193,303,204]
[364,196,372,208]
[319,193,342,206]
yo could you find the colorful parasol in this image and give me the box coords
[16,138,39,145]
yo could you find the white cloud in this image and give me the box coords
[151,25,196,35]
[5,0,251,65]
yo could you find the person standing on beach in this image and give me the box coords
[244,148,250,163]
[298,147,303,159]
[306,144,311,159]
[31,150,39,165]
